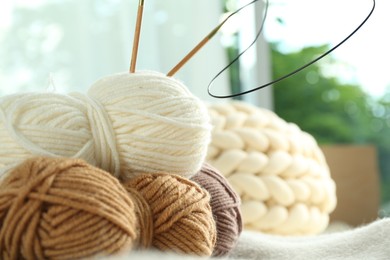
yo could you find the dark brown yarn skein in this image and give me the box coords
[123,173,217,256]
[191,163,242,256]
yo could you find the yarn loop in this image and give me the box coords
[74,93,121,177]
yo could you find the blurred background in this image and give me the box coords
[1,0,389,217]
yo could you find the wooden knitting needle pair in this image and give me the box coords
[129,0,232,76]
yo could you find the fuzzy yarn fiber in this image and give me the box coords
[0,71,211,180]
[207,101,337,235]
[191,163,242,257]
[0,157,217,259]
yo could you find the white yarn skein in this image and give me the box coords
[0,71,211,180]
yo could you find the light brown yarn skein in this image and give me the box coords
[0,157,137,260]
[123,173,217,256]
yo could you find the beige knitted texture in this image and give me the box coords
[207,101,337,235]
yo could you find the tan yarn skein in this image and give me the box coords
[0,157,137,260]
[123,173,217,256]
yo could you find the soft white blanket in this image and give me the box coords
[106,218,390,260]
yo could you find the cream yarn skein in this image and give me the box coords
[0,71,211,180]
[207,101,337,235]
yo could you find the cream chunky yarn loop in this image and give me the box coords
[207,101,337,235]
[73,93,120,176]
[0,71,211,180]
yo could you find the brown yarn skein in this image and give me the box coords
[123,173,217,256]
[0,157,137,260]
[191,163,242,257]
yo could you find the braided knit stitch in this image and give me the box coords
[207,101,337,235]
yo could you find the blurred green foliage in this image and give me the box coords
[271,43,390,205]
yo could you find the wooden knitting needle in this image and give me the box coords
[130,0,145,73]
[167,0,259,77]
[167,22,225,77]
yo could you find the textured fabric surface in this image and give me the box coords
[207,101,337,235]
[0,71,211,180]
[231,218,390,260]
[103,218,390,260]
[191,163,242,257]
